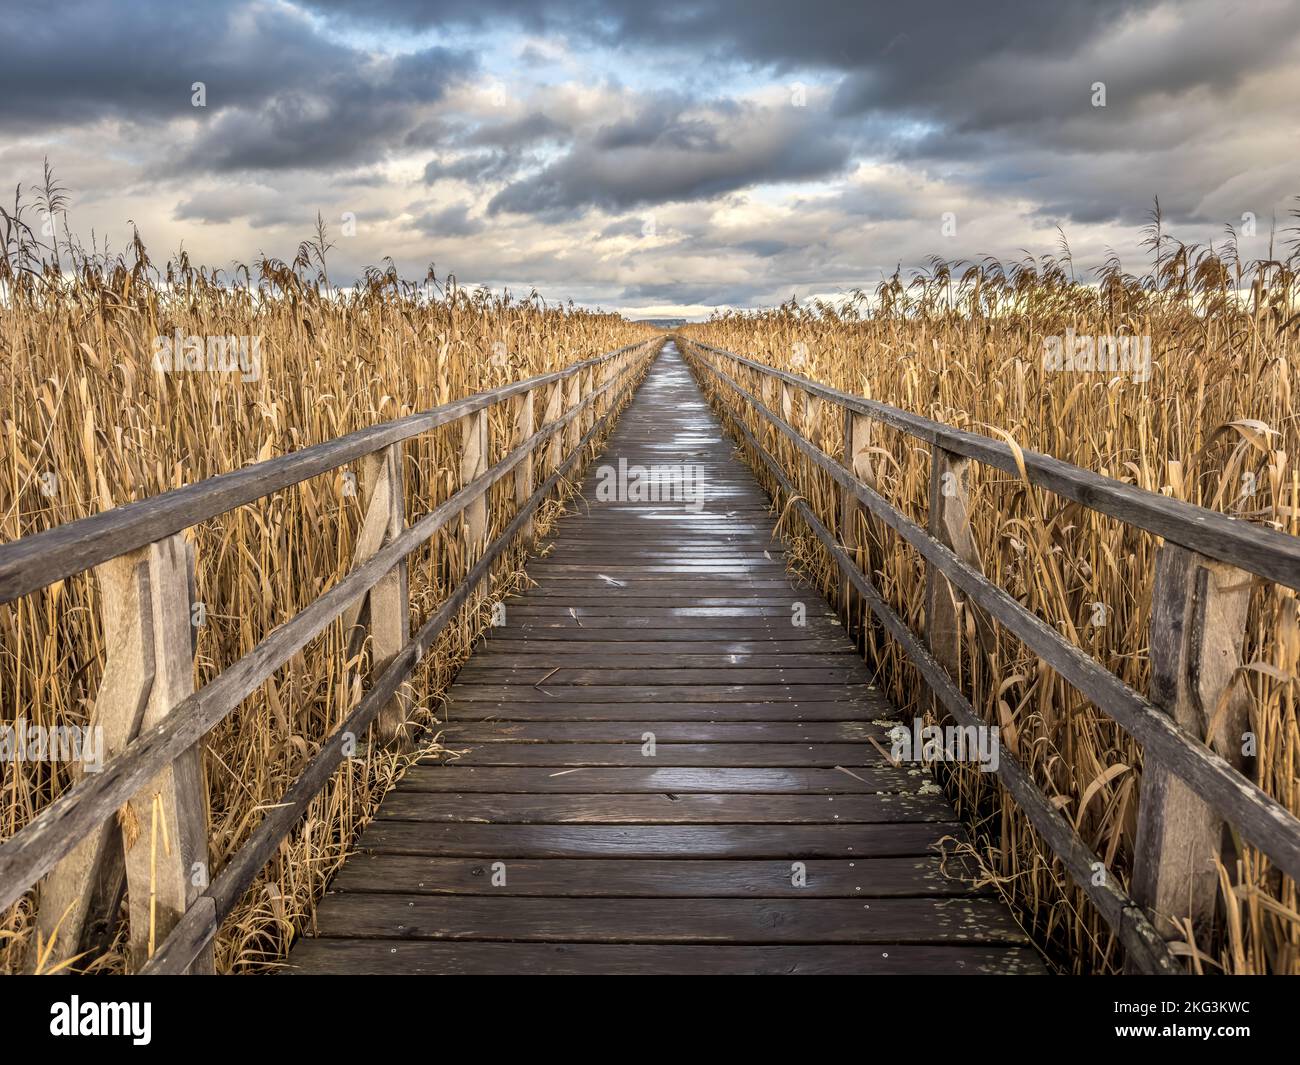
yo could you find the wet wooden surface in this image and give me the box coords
[288,343,1044,975]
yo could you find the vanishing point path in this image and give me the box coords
[287,342,1045,975]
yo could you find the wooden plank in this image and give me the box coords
[286,939,1047,975]
[926,444,992,699]
[502,606,821,618]
[454,667,872,685]
[460,408,489,556]
[565,371,582,455]
[543,379,564,473]
[330,854,978,894]
[475,635,852,650]
[497,620,846,634]
[445,684,872,703]
[441,700,890,721]
[375,791,950,823]
[433,743,884,768]
[436,721,885,743]
[463,651,869,667]
[398,765,914,793]
[309,894,1023,943]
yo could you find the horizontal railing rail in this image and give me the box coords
[0,336,663,973]
[0,339,654,605]
[684,338,1300,592]
[680,335,1300,974]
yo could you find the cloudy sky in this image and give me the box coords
[2,0,1297,317]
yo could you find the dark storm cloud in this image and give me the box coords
[488,99,852,216]
[0,1,474,173]
[178,46,473,173]
[0,1,350,129]
[0,2,325,128]
[293,0,1300,230]
[298,0,1300,140]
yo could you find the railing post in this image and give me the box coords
[778,381,794,474]
[840,409,874,619]
[580,366,594,435]
[565,371,582,457]
[30,552,152,972]
[122,534,212,972]
[513,390,536,545]
[460,409,489,558]
[342,443,411,746]
[544,380,564,475]
[1132,544,1251,946]
[926,446,988,702]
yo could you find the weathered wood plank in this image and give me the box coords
[375,791,949,823]
[360,443,412,746]
[441,700,890,721]
[454,666,872,685]
[436,721,885,743]
[330,854,979,894]
[285,939,1047,975]
[398,765,913,793]
[446,685,872,704]
[309,894,1024,943]
[431,742,884,768]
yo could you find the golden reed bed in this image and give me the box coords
[679,231,1300,974]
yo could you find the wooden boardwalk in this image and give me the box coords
[287,343,1045,975]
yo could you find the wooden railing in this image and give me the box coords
[0,336,662,974]
[680,335,1300,975]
